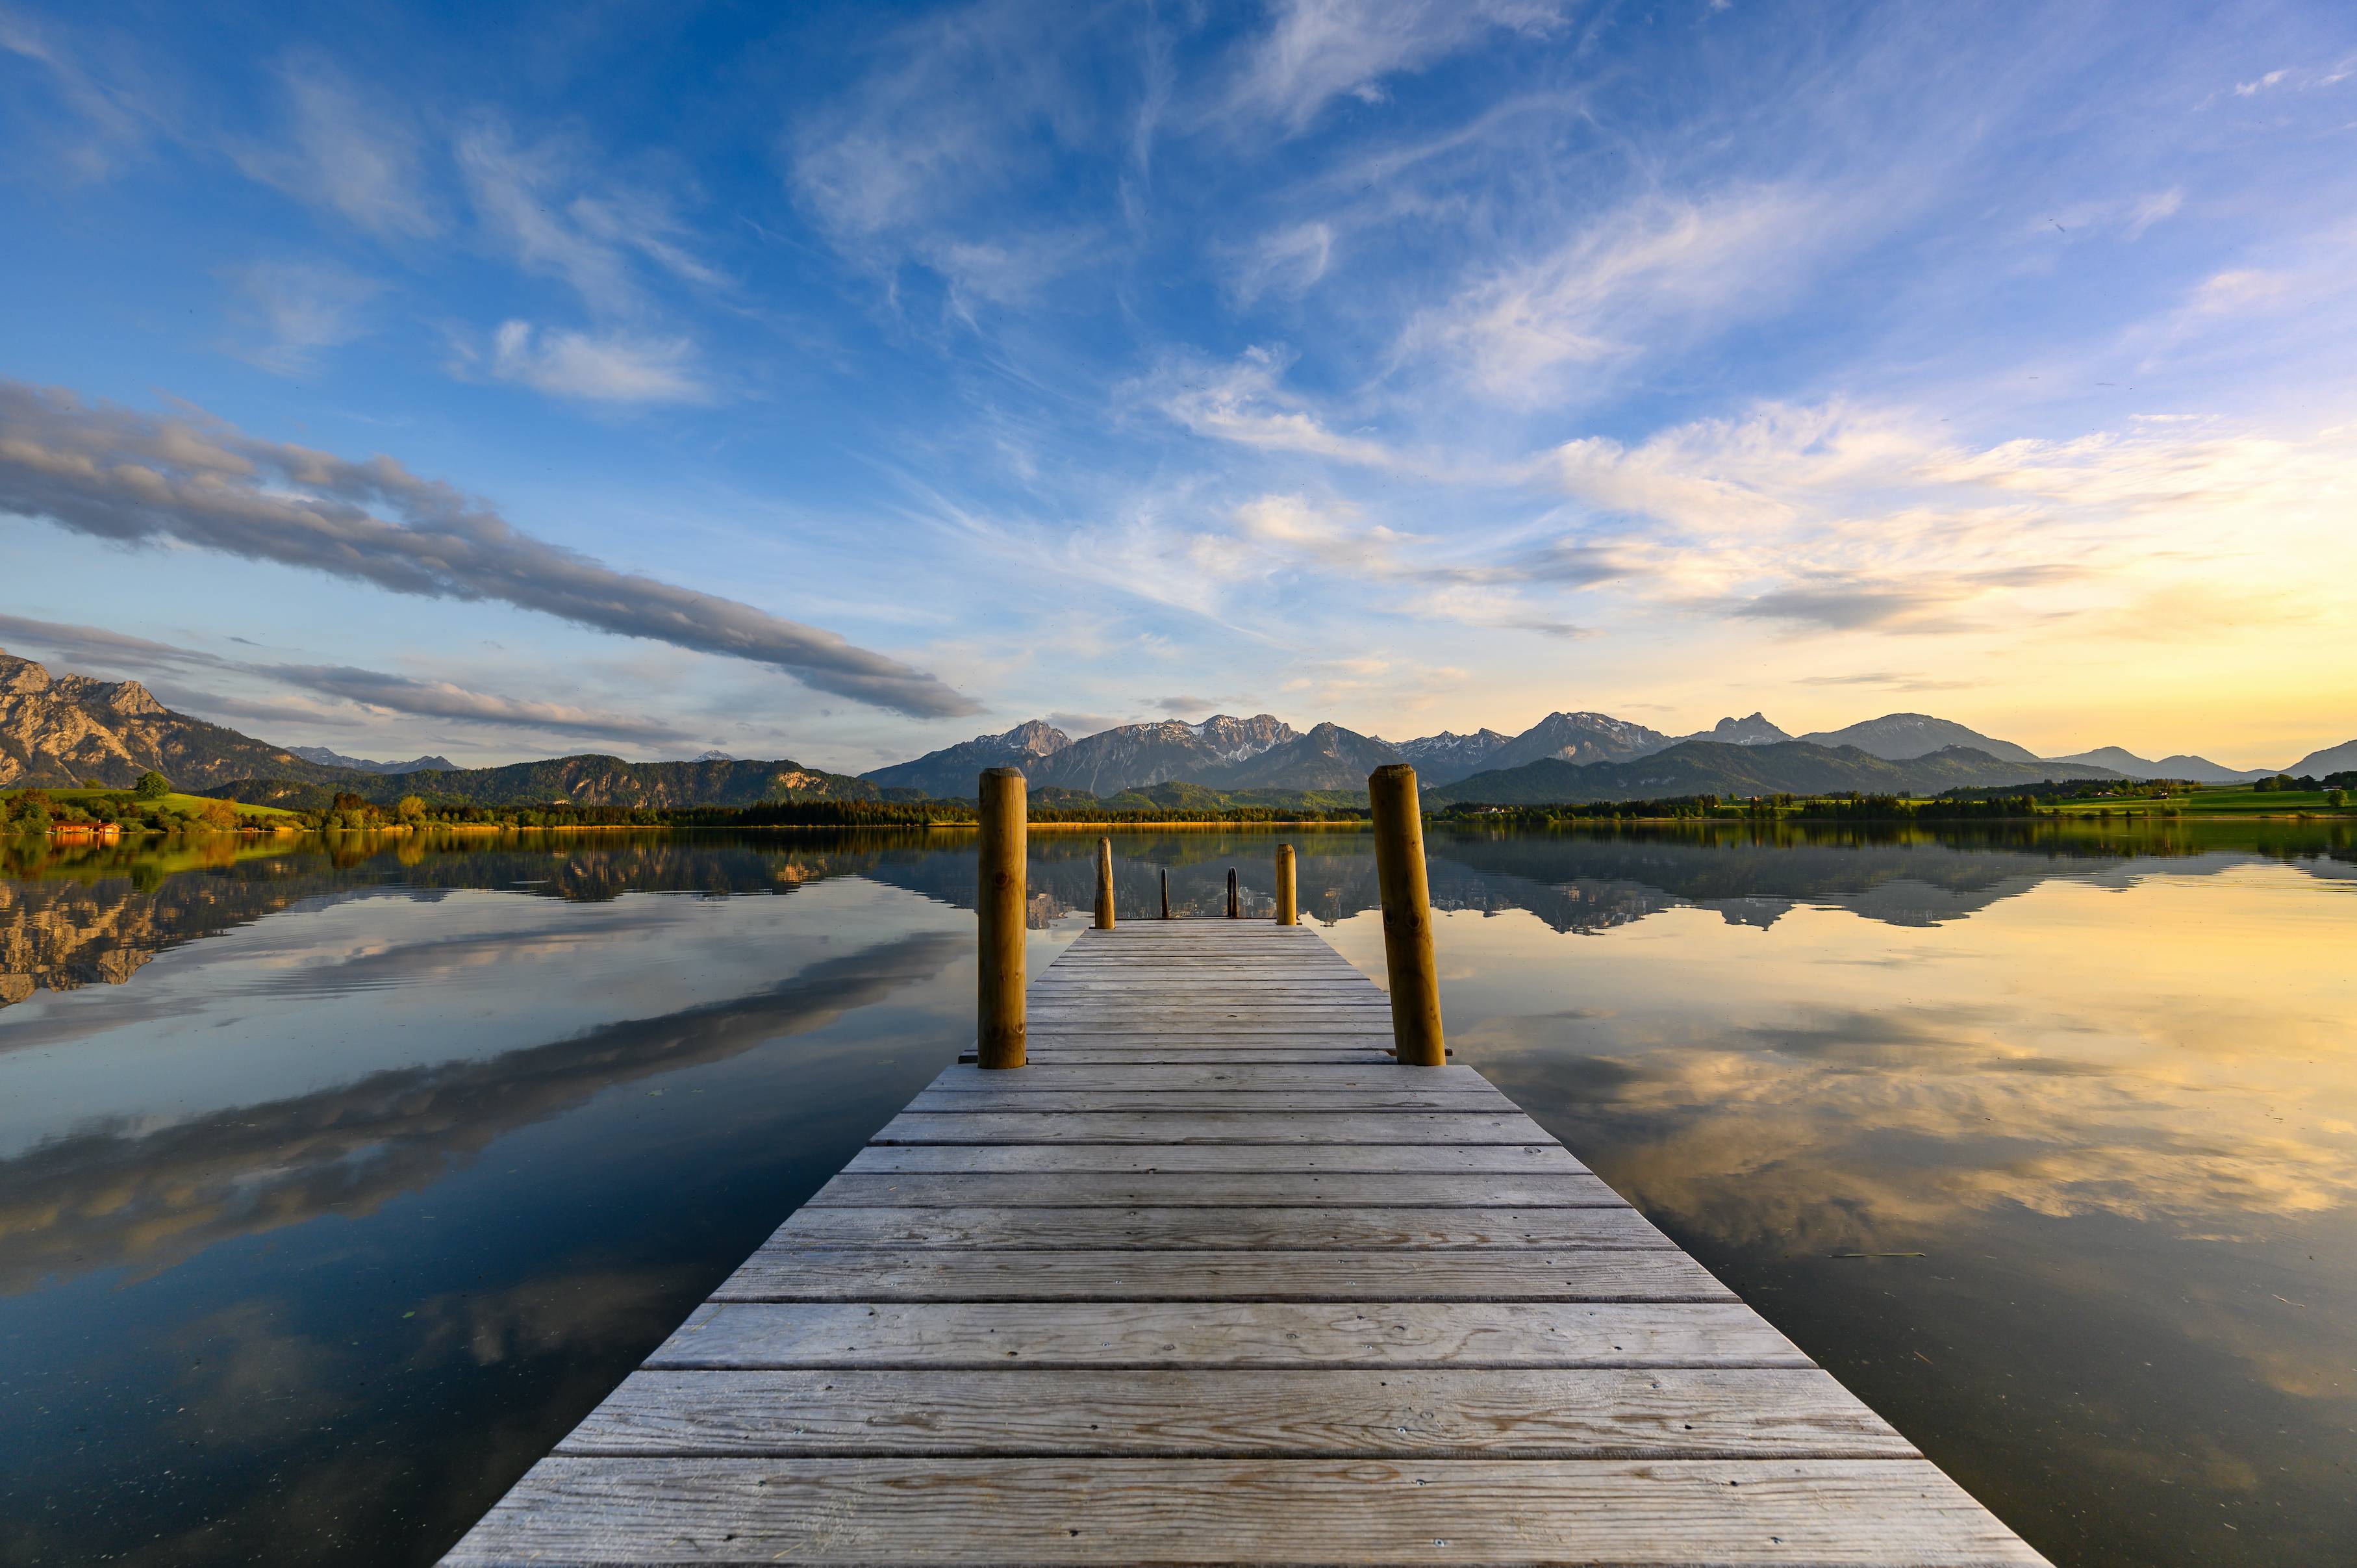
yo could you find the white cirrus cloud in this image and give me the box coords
[222,260,383,376]
[1139,347,1400,466]
[486,321,710,404]
[1226,0,1569,134]
[231,57,440,238]
[1401,185,1838,402]
[457,121,721,316]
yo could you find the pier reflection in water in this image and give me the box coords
[0,822,2351,1567]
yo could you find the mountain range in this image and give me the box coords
[285,746,457,774]
[870,708,2354,801]
[1422,742,2118,806]
[1,646,2349,807]
[2042,746,2271,785]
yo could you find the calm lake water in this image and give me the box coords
[2,822,2352,1566]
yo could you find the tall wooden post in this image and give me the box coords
[1275,844,1297,925]
[976,768,1026,1070]
[1368,763,1444,1066]
[1160,868,1170,919]
[1094,837,1116,929]
[1226,868,1239,918]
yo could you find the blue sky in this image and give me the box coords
[3,0,2353,771]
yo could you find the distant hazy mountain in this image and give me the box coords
[1430,740,2122,806]
[1202,722,1403,791]
[1024,714,1294,795]
[1389,729,1513,785]
[1798,712,2041,764]
[206,755,878,811]
[1680,713,1791,746]
[2285,738,2357,776]
[2045,747,2265,784]
[863,719,1073,796]
[286,745,457,774]
[1482,711,1674,772]
[1,649,347,790]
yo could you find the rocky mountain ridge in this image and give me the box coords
[1021,714,1296,795]
[1,649,346,790]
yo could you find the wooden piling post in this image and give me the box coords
[1368,763,1444,1066]
[1226,868,1239,918]
[1275,844,1297,925]
[976,768,1026,1070]
[1094,837,1116,929]
[1159,868,1170,919]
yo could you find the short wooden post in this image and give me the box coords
[1160,868,1170,919]
[1226,868,1239,918]
[1094,836,1116,929]
[976,768,1026,1069]
[1275,844,1297,925]
[1368,763,1444,1066]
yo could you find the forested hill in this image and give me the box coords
[202,755,879,811]
[1427,740,2122,806]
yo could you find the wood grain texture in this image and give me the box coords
[648,1301,1809,1369]
[443,1458,2046,1567]
[902,1088,1515,1113]
[871,1111,1556,1144]
[916,1062,1498,1088]
[1012,1048,1400,1064]
[557,1367,1916,1459]
[809,1171,1626,1208]
[841,1144,1591,1174]
[713,1248,1733,1302]
[770,1204,1667,1251]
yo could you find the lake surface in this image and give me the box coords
[2,822,2352,1567]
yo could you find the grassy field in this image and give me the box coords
[2045,787,2349,816]
[4,787,299,820]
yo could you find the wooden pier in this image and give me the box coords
[444,916,2045,1565]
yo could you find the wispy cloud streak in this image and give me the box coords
[0,381,976,717]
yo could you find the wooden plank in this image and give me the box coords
[557,1367,1917,1460]
[1015,1049,1399,1064]
[809,1172,1626,1208]
[842,1144,1591,1175]
[924,1056,1489,1084]
[770,1205,1666,1251]
[871,1111,1557,1144]
[902,1089,1514,1113]
[1032,971,1376,985]
[922,1064,1497,1089]
[1022,1030,1400,1042]
[442,1457,2047,1567]
[714,1248,1733,1303]
[1020,1016,1400,1028]
[649,1301,1804,1369]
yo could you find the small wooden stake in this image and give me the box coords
[1093,836,1115,929]
[976,767,1026,1070]
[1159,868,1170,919]
[1368,763,1444,1066]
[1226,867,1239,918]
[1275,843,1297,925]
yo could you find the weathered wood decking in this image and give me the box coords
[444,920,2046,1567]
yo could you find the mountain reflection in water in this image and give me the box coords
[0,822,2351,1567]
